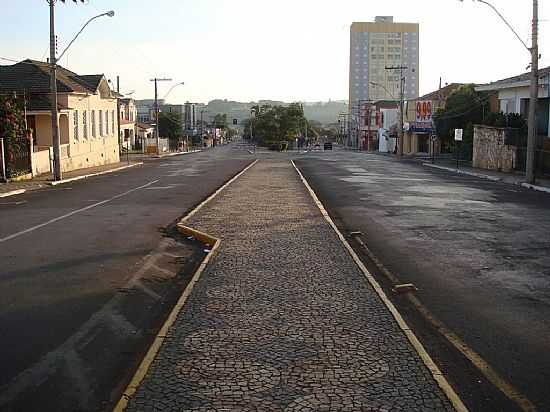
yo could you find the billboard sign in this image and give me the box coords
[416,100,433,122]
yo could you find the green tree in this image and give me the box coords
[0,95,28,177]
[245,103,307,147]
[433,84,487,159]
[213,113,228,129]
[158,112,183,140]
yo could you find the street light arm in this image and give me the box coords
[470,0,530,52]
[57,11,115,61]
[162,82,185,100]
[370,81,396,99]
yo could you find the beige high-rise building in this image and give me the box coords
[349,16,419,108]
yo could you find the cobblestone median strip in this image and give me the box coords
[123,160,462,411]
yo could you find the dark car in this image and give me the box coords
[324,142,333,150]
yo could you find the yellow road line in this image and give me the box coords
[354,232,536,412]
[112,159,258,412]
[291,159,469,412]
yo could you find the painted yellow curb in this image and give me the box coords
[291,160,469,412]
[112,159,258,412]
[176,223,217,247]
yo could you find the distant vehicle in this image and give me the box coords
[324,142,333,150]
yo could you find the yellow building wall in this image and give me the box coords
[63,92,120,172]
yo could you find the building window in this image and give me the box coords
[99,110,103,136]
[73,110,79,140]
[92,110,96,137]
[105,111,109,136]
[111,110,115,134]
[83,111,88,139]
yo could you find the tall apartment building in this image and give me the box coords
[349,16,419,109]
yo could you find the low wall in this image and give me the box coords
[473,125,518,173]
[61,141,120,172]
[32,148,52,176]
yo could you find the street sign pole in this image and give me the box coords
[454,129,463,170]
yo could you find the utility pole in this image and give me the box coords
[200,109,209,146]
[386,65,407,157]
[463,0,540,182]
[49,1,62,180]
[526,0,539,184]
[116,76,122,153]
[150,78,171,155]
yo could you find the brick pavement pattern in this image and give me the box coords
[125,160,454,411]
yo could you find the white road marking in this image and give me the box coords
[0,180,159,244]
[0,201,27,206]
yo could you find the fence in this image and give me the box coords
[0,136,32,180]
[515,148,550,177]
[144,137,169,154]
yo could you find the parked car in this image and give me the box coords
[324,142,333,150]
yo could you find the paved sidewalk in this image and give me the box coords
[125,160,455,411]
[0,161,141,196]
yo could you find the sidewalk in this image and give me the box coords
[128,149,202,161]
[421,159,550,193]
[122,160,459,411]
[0,161,141,197]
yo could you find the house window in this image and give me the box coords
[111,110,115,134]
[99,110,103,136]
[91,110,96,137]
[105,111,109,136]
[73,110,79,140]
[83,111,88,139]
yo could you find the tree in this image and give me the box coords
[433,84,487,159]
[0,94,28,177]
[158,112,183,140]
[244,103,307,147]
[213,113,228,129]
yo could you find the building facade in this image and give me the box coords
[135,99,164,123]
[403,83,464,155]
[119,97,137,149]
[349,16,419,110]
[476,67,550,139]
[0,59,120,173]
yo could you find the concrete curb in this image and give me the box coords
[0,189,27,198]
[151,150,202,159]
[176,224,217,247]
[423,163,550,194]
[112,159,258,412]
[520,182,550,194]
[48,162,143,186]
[423,162,502,182]
[292,160,468,412]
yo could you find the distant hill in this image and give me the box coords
[197,99,347,127]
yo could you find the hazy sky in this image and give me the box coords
[2,0,548,104]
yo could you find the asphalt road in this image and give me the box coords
[296,150,550,412]
[0,144,253,412]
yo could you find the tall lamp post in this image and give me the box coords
[150,78,172,155]
[48,1,114,180]
[461,0,539,183]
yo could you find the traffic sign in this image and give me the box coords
[454,129,463,141]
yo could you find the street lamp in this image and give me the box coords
[162,82,185,101]
[460,0,539,183]
[57,11,115,61]
[48,2,115,180]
